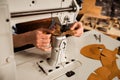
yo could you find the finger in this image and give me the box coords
[40,43,51,47]
[73,28,83,37]
[36,43,51,49]
[36,42,50,47]
[77,26,84,33]
[74,32,82,37]
[77,26,84,32]
[42,39,51,43]
[41,47,52,52]
[70,22,82,30]
[38,45,52,51]
[37,34,51,40]
[36,39,51,47]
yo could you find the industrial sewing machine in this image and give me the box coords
[0,0,83,80]
[0,0,120,80]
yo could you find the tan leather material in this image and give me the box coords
[80,44,105,60]
[80,44,120,80]
[88,67,111,80]
[100,48,120,80]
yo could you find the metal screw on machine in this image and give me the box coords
[71,59,75,62]
[48,69,53,72]
[32,0,35,4]
[66,62,70,64]
[6,19,10,22]
[55,66,60,69]
[40,60,43,63]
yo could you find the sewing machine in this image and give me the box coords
[0,0,120,80]
[0,0,83,80]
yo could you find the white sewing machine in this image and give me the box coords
[0,0,120,80]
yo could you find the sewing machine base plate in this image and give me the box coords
[37,59,82,75]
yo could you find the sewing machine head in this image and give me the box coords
[9,0,82,27]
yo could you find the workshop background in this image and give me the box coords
[96,0,120,18]
[79,0,120,18]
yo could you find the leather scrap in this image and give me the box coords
[80,44,105,60]
[88,67,111,80]
[80,44,120,80]
[100,48,120,79]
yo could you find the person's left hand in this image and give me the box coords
[70,22,83,37]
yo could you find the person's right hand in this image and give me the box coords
[27,28,52,51]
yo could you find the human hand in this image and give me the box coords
[70,22,83,37]
[28,28,52,51]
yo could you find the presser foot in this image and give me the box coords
[37,58,82,75]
